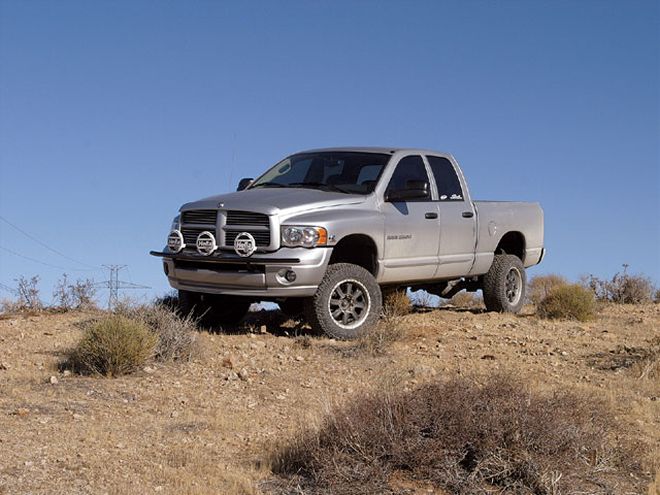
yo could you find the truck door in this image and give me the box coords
[380,155,440,283]
[426,155,477,278]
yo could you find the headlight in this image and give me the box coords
[281,226,328,248]
[170,215,180,231]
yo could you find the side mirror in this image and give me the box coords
[237,178,253,191]
[385,180,429,202]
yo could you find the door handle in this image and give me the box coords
[462,211,474,218]
[425,212,438,219]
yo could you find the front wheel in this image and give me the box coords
[482,254,526,313]
[305,263,382,340]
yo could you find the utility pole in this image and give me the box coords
[96,265,150,309]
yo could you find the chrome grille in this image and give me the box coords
[181,210,217,225]
[180,227,208,247]
[224,210,271,248]
[226,211,269,227]
[224,230,271,247]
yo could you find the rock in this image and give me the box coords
[238,368,249,380]
[560,351,568,356]
[72,413,83,420]
[295,356,305,362]
[0,362,9,370]
[143,366,155,374]
[481,354,496,360]
[259,325,268,334]
[170,411,179,418]
[62,370,71,377]
[15,408,30,417]
[222,355,237,369]
[224,371,239,381]
[49,376,59,385]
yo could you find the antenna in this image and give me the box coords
[95,265,150,309]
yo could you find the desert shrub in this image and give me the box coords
[528,274,568,305]
[449,291,483,309]
[583,266,655,304]
[271,374,641,494]
[537,284,596,321]
[15,276,42,311]
[53,274,96,310]
[655,288,660,304]
[67,316,157,376]
[356,316,402,356]
[382,289,411,317]
[115,304,199,362]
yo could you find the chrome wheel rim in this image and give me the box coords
[505,267,523,305]
[328,278,371,329]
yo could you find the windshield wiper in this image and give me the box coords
[250,182,289,188]
[288,182,351,194]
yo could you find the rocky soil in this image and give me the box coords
[0,303,658,494]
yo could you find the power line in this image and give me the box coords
[94,265,150,309]
[0,282,17,296]
[0,215,98,269]
[0,245,99,272]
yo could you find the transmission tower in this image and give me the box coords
[95,265,150,309]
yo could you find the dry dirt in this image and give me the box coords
[0,303,658,494]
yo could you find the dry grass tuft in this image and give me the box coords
[382,289,411,317]
[528,274,568,305]
[449,291,483,309]
[66,316,157,376]
[270,374,644,494]
[589,337,660,380]
[537,284,596,321]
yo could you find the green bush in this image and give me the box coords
[537,284,596,321]
[68,316,158,376]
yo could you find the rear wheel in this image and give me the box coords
[305,263,382,340]
[482,254,526,313]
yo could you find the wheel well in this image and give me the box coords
[329,234,378,276]
[495,231,525,260]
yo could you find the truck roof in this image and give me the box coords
[295,147,451,156]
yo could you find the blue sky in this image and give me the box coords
[0,0,658,305]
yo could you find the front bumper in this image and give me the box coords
[150,247,332,298]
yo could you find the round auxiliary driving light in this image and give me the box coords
[285,270,297,282]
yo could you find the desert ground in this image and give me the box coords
[0,303,658,494]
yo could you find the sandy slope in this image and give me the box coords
[0,304,658,494]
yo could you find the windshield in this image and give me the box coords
[250,151,391,194]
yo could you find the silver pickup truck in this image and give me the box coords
[151,148,544,339]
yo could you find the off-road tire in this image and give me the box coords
[482,254,526,313]
[178,290,250,327]
[305,263,382,340]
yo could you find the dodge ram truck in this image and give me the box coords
[151,148,544,339]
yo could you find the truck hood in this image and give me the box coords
[180,188,367,216]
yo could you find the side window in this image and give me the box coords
[427,156,464,201]
[385,155,431,200]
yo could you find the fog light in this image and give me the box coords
[285,270,297,282]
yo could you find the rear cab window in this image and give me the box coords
[426,155,464,201]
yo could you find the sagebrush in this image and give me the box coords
[583,266,655,304]
[537,284,596,321]
[528,274,568,305]
[67,316,157,376]
[270,374,642,494]
[115,302,199,362]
